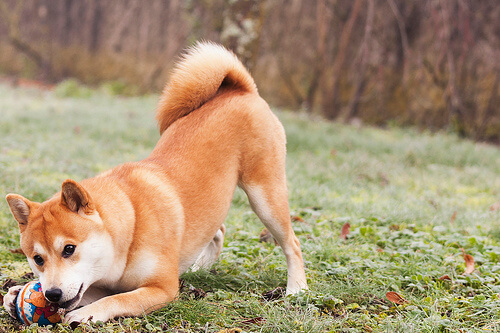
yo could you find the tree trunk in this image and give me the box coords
[305,0,331,112]
[345,0,374,120]
[321,0,362,120]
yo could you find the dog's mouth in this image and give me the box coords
[58,284,84,310]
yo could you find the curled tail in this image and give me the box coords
[156,41,257,134]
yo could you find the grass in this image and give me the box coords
[0,82,499,332]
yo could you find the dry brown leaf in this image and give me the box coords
[461,248,475,275]
[378,172,389,187]
[291,215,305,223]
[464,254,475,275]
[187,285,207,299]
[262,287,286,301]
[9,248,25,255]
[439,274,452,281]
[386,291,408,304]
[2,278,20,291]
[259,228,278,245]
[21,272,35,280]
[340,222,350,240]
[450,211,457,224]
[490,202,500,211]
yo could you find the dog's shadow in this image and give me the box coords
[180,269,248,294]
[180,267,286,297]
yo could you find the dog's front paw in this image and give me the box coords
[3,285,23,319]
[63,308,93,326]
[63,305,109,326]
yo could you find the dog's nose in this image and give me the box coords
[45,288,63,303]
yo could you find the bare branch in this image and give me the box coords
[386,0,410,83]
[322,0,362,119]
[345,0,375,120]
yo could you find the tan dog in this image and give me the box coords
[3,42,307,324]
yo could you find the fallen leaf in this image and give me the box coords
[378,172,389,187]
[439,274,452,281]
[450,211,457,224]
[187,285,206,299]
[9,248,25,256]
[0,293,3,304]
[2,278,20,291]
[21,272,35,280]
[340,222,350,240]
[259,228,278,245]
[386,291,408,304]
[428,199,438,209]
[461,248,475,275]
[490,202,500,211]
[291,215,305,223]
[262,287,285,301]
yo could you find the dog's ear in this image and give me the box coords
[60,179,95,214]
[6,194,39,232]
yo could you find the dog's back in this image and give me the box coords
[147,42,306,294]
[147,42,288,268]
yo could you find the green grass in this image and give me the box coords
[1,83,500,332]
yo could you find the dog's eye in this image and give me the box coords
[62,244,76,258]
[33,255,44,266]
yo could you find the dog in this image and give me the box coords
[3,42,308,324]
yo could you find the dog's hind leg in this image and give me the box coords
[241,179,308,294]
[191,224,226,271]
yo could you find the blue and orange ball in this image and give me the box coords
[16,281,62,326]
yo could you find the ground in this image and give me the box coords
[0,83,499,332]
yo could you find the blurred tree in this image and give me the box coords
[321,0,362,120]
[344,0,374,121]
[0,0,498,141]
[304,0,331,112]
[0,0,54,81]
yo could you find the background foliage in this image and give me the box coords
[0,0,498,141]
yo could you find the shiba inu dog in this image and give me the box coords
[3,42,308,324]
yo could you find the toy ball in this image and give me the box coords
[16,281,61,326]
